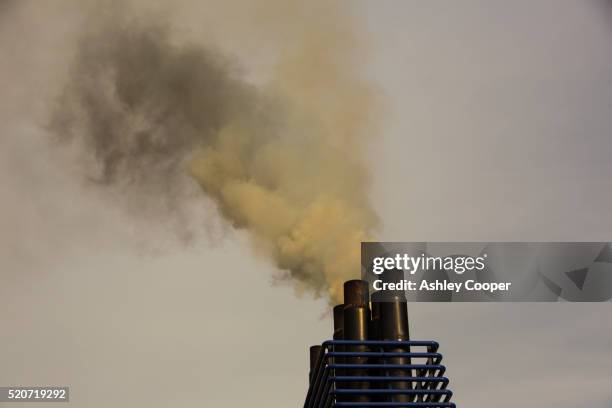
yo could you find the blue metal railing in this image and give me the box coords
[304,340,455,408]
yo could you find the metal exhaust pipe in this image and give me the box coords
[332,304,346,401]
[342,280,371,404]
[371,269,413,403]
[369,300,380,341]
[368,289,382,402]
[333,304,345,341]
[309,345,323,384]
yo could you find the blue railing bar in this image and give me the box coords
[332,389,452,396]
[326,352,442,361]
[329,364,445,371]
[331,376,449,383]
[333,402,455,408]
[323,340,438,348]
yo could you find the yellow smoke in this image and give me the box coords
[53,0,379,303]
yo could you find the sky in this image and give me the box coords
[1,1,611,407]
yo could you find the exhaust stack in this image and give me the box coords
[309,345,323,384]
[372,269,413,403]
[342,280,371,403]
[303,277,456,408]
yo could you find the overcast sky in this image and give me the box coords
[1,1,611,407]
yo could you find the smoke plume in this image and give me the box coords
[51,1,379,302]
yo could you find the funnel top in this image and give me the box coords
[343,279,369,306]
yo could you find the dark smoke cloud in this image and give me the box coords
[51,12,259,215]
[50,3,379,301]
